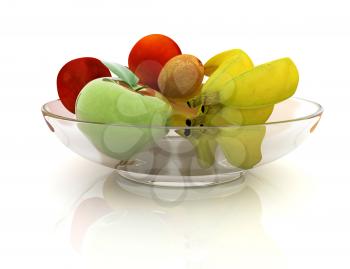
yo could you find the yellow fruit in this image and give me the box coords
[177,129,217,169]
[182,53,298,170]
[189,132,217,169]
[185,105,271,170]
[233,105,274,125]
[187,51,254,108]
[186,105,271,169]
[204,49,253,76]
[188,57,299,109]
[190,105,274,126]
[217,126,266,169]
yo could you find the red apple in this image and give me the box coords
[57,57,111,113]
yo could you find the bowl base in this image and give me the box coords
[117,170,246,188]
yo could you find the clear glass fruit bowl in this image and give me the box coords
[42,97,323,187]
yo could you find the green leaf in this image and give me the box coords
[103,61,139,87]
[102,77,124,83]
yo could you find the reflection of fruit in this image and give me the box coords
[76,78,172,160]
[188,57,299,109]
[204,49,253,76]
[217,126,266,169]
[158,54,204,100]
[57,57,111,113]
[73,174,281,269]
[70,198,112,252]
[128,34,182,90]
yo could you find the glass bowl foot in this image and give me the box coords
[117,170,246,188]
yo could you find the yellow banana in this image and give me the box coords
[187,51,253,108]
[188,57,299,109]
[182,52,298,170]
[187,105,271,169]
[217,126,266,169]
[176,129,217,169]
[184,105,271,169]
[188,131,217,169]
[204,49,253,76]
[190,105,274,126]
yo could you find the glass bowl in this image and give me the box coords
[42,97,323,187]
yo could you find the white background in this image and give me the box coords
[1,0,350,268]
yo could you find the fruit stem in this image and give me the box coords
[204,104,222,115]
[187,96,202,108]
[188,115,206,126]
[187,93,220,108]
[133,85,148,91]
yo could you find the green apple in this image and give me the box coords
[76,78,172,161]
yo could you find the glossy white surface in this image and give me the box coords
[1,0,350,268]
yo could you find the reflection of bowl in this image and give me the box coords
[70,173,285,269]
[42,97,323,187]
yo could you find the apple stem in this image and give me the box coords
[133,85,148,91]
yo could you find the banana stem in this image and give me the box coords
[203,104,222,115]
[189,115,206,126]
[186,105,222,127]
[187,96,202,108]
[187,93,220,108]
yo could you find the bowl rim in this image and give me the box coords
[42,97,323,129]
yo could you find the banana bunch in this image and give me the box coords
[187,51,299,109]
[182,49,299,169]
